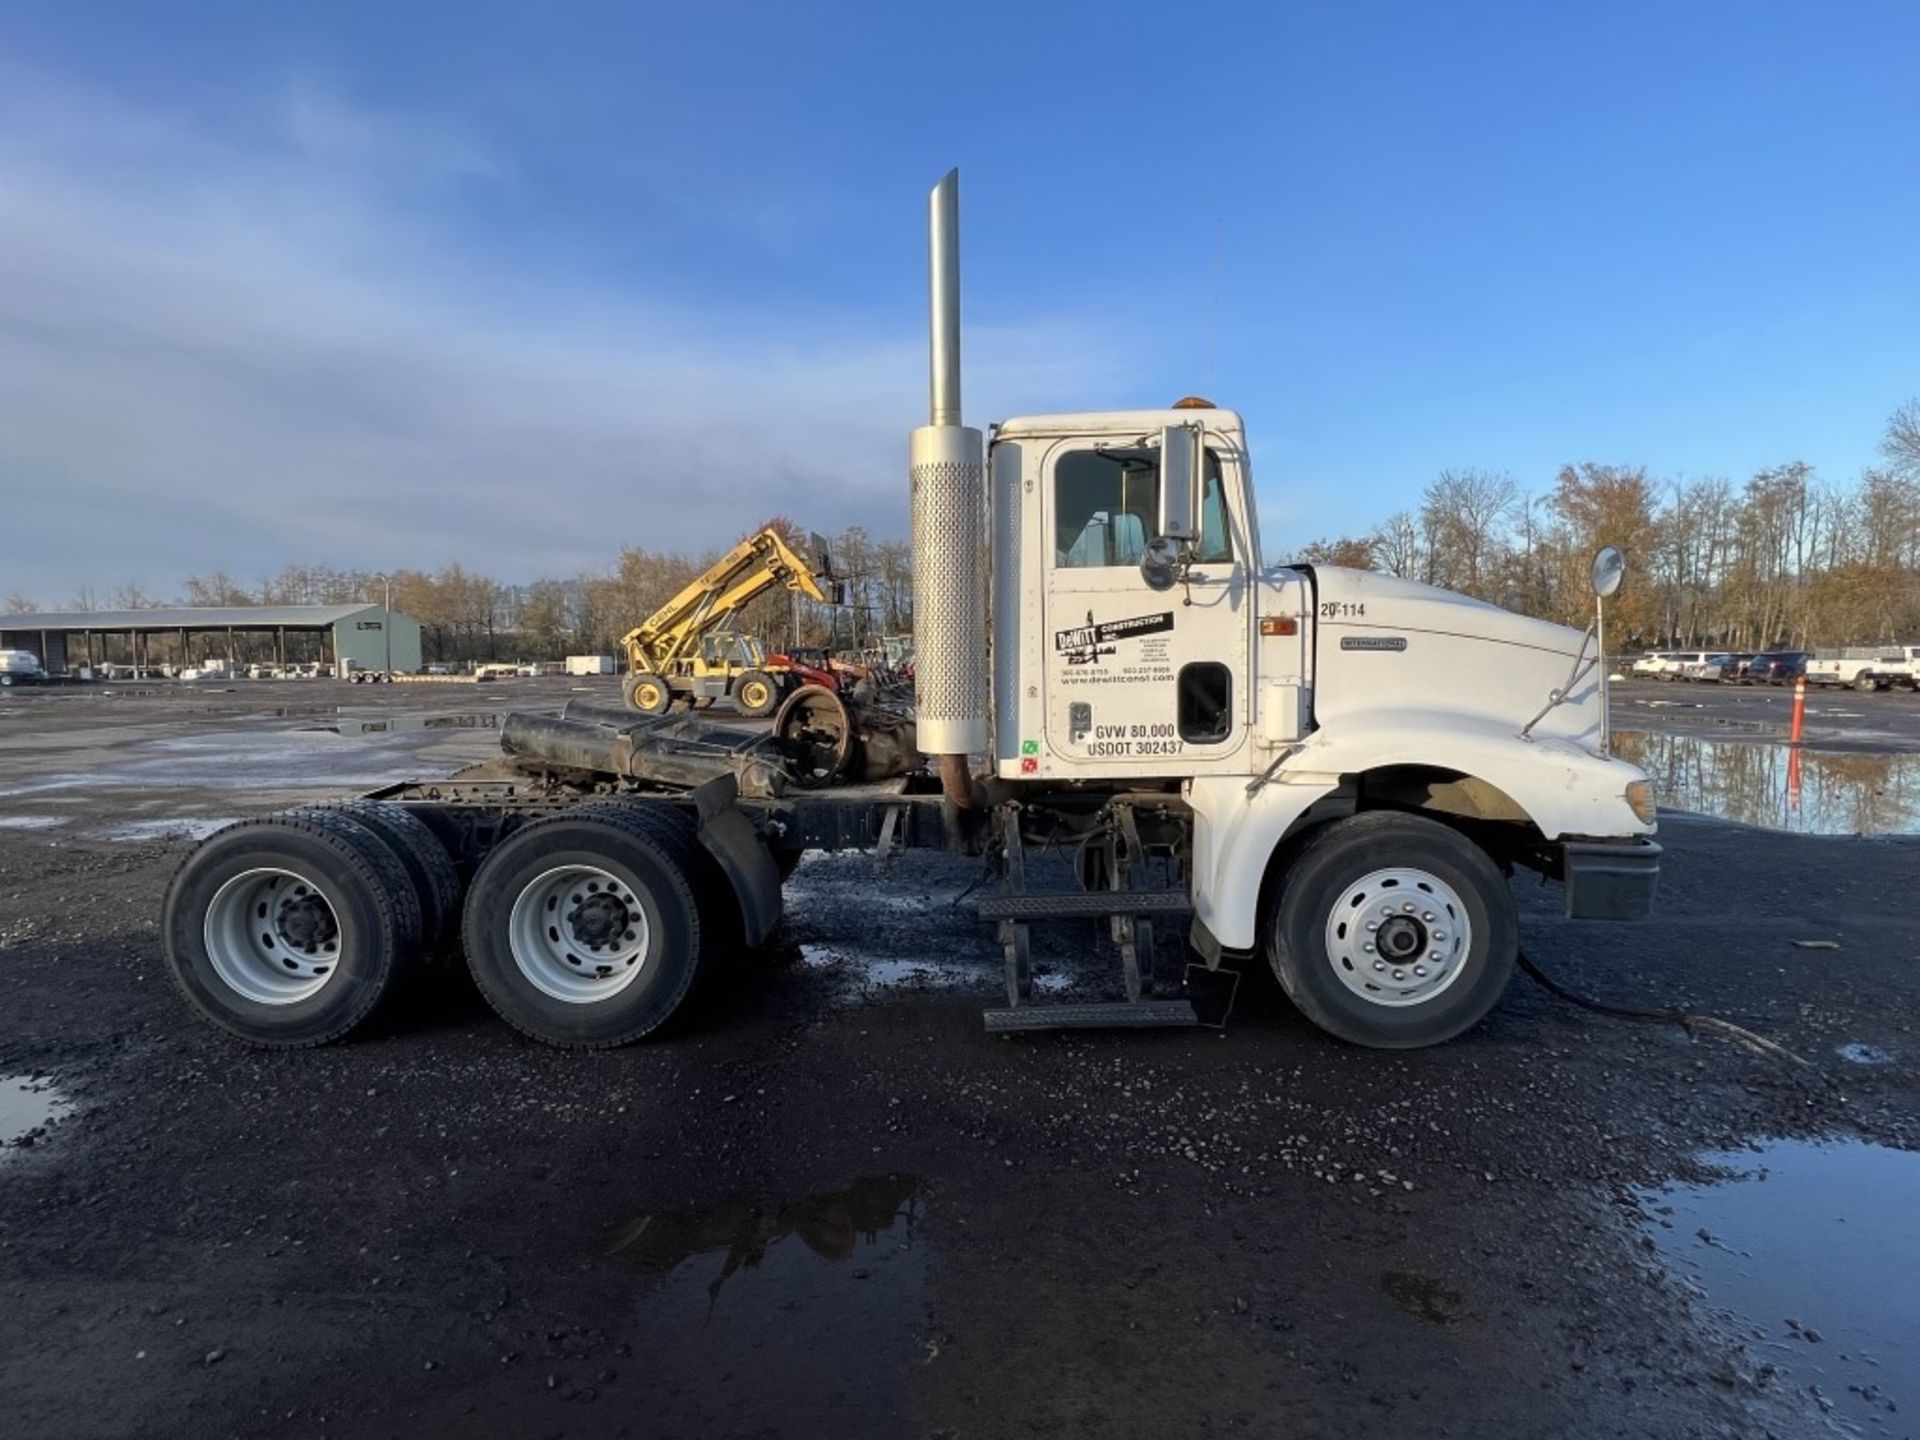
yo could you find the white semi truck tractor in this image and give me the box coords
[162,170,1661,1052]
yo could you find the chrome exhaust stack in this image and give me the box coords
[910,169,988,801]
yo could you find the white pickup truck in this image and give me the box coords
[1805,645,1920,692]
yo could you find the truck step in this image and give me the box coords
[982,999,1200,1033]
[975,890,1190,921]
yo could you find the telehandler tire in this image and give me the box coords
[1266,811,1516,1049]
[163,812,423,1048]
[624,672,672,715]
[734,669,779,718]
[462,805,706,1048]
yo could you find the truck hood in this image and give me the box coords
[1301,567,1602,747]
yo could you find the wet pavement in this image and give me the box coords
[1614,730,1920,834]
[0,1075,72,1159]
[1641,1139,1918,1432]
[0,676,1917,1437]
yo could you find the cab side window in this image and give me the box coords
[1055,451,1158,568]
[1053,446,1233,568]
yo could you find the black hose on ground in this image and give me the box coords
[1516,949,1832,1083]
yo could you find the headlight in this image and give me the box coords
[1625,780,1657,826]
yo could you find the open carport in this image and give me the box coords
[0,604,423,676]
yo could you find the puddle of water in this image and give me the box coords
[96,817,233,843]
[1,1075,74,1158]
[799,945,1072,996]
[1835,1043,1894,1067]
[1612,731,1920,834]
[604,1176,925,1430]
[1641,1139,1920,1428]
[0,815,65,830]
[311,712,501,737]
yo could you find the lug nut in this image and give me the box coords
[1433,930,1446,941]
[1429,951,1443,962]
[1363,943,1375,953]
[1414,966,1427,977]
[1365,921,1378,932]
[1373,961,1385,972]
[1403,902,1416,913]
[1422,911,1435,922]
[1392,969,1405,981]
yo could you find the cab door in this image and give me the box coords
[1036,437,1250,778]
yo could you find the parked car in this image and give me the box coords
[1649,650,1717,680]
[1743,651,1810,685]
[1629,651,1672,679]
[1679,653,1736,682]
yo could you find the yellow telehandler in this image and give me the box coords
[621,528,835,717]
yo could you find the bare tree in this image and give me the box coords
[1883,396,1920,480]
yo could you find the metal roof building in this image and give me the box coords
[0,604,423,676]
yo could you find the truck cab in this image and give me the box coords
[985,400,1659,977]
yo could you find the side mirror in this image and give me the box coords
[1140,535,1183,592]
[1158,424,1201,543]
[1591,546,1626,599]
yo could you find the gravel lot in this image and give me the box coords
[2,677,1916,1439]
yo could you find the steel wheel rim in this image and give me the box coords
[636,682,664,710]
[507,864,652,1003]
[742,680,770,710]
[203,867,343,1005]
[1324,866,1472,1008]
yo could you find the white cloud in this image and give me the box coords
[0,69,1118,601]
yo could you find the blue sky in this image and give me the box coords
[1,0,1916,598]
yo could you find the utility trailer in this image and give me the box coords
[161,171,1662,1054]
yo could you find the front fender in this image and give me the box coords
[1293,711,1652,841]
[1185,713,1653,953]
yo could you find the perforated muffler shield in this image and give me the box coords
[910,423,988,755]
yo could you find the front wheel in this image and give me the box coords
[733,669,779,718]
[624,672,671,715]
[1266,812,1517,1048]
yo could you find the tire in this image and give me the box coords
[623,673,671,715]
[461,804,707,1048]
[163,812,423,1047]
[1855,674,1879,693]
[1265,811,1517,1049]
[296,800,463,960]
[734,669,779,718]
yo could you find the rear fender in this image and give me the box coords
[688,776,784,946]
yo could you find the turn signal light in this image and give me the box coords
[1259,617,1299,637]
[1625,780,1657,826]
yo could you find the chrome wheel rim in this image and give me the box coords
[507,865,652,1003]
[1324,866,1472,1007]
[204,867,342,1005]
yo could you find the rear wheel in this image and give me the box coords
[1266,812,1516,1048]
[1855,673,1880,693]
[462,806,706,1048]
[163,813,422,1047]
[734,669,779,718]
[624,672,672,715]
[294,800,463,960]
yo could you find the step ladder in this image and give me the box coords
[978,805,1202,1033]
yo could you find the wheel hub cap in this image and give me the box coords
[1324,866,1473,1008]
[508,865,652,1004]
[203,868,342,1006]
